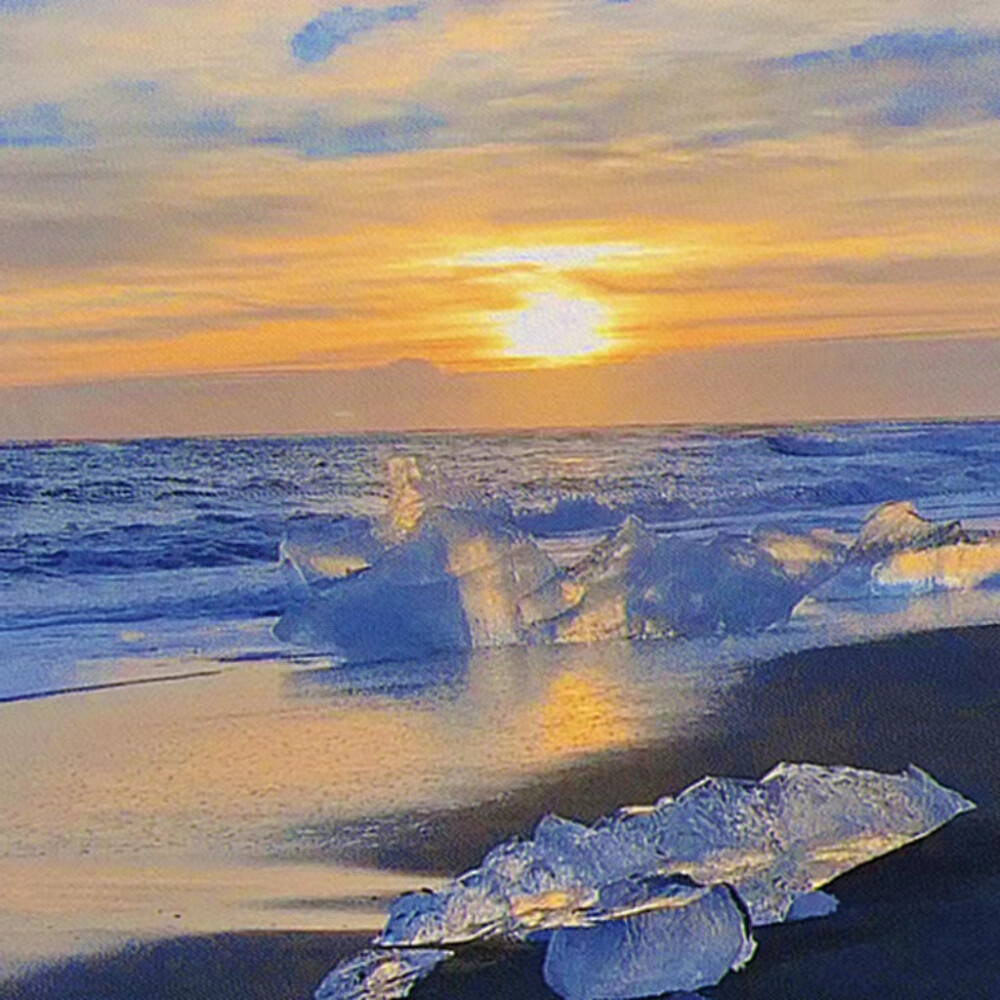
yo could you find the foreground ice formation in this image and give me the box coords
[314,763,974,1000]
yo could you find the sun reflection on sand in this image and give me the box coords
[534,669,633,759]
[0,644,735,964]
[0,648,724,861]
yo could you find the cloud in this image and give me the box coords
[252,106,446,158]
[745,27,1000,136]
[0,103,73,148]
[290,4,423,64]
[0,0,49,12]
[773,28,1000,70]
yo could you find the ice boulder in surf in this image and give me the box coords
[276,508,821,662]
[275,505,565,661]
[280,515,384,583]
[807,500,1000,600]
[852,500,968,559]
[539,516,818,643]
[315,763,974,1000]
[754,527,849,584]
[873,537,1000,594]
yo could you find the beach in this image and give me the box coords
[4,624,999,999]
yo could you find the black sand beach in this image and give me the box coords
[5,624,1000,999]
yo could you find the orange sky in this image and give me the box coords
[2,2,1000,434]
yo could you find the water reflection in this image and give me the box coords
[286,641,737,814]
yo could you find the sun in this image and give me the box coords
[499,290,612,364]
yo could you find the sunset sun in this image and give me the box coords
[498,291,612,364]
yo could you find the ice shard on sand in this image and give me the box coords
[314,763,974,1000]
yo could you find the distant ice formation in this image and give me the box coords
[275,461,825,663]
[314,763,974,1000]
[809,500,1000,601]
[274,458,1000,664]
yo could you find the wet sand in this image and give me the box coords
[4,625,1000,998]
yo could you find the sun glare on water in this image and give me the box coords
[499,290,611,363]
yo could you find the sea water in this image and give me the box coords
[5,420,1000,700]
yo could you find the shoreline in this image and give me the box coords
[4,621,1000,998]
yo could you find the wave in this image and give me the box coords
[0,514,285,579]
[765,433,867,457]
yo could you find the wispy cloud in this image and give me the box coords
[252,106,446,158]
[0,0,50,13]
[291,4,423,64]
[0,103,73,148]
[773,29,1000,70]
[745,27,1000,136]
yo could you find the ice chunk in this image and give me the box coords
[314,947,452,1000]
[806,501,1000,602]
[274,571,470,664]
[873,538,1000,594]
[852,500,967,559]
[635,762,975,925]
[543,885,754,1000]
[280,515,384,582]
[755,528,849,582]
[420,507,560,648]
[379,764,974,944]
[550,516,813,642]
[316,764,974,1000]
[384,456,427,541]
[275,504,562,661]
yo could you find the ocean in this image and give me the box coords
[2,420,1000,996]
[5,419,1000,701]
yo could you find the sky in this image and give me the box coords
[2,0,1000,437]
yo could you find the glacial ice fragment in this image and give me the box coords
[380,763,974,943]
[275,455,830,663]
[872,539,1000,594]
[315,764,973,1000]
[852,501,968,559]
[280,515,384,582]
[630,762,975,925]
[314,948,452,1000]
[275,504,562,661]
[806,500,1000,601]
[542,884,754,1000]
[543,516,815,644]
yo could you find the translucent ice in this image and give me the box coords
[633,762,974,925]
[275,483,1000,663]
[275,505,562,661]
[543,884,755,1000]
[873,538,1000,594]
[852,500,968,559]
[380,763,974,944]
[808,500,1000,601]
[545,516,815,643]
[314,948,452,1000]
[316,764,973,1000]
[279,514,384,582]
